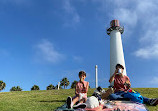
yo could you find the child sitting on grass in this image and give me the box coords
[66,71,89,109]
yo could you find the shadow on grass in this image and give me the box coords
[39,100,65,103]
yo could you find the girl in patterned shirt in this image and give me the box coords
[66,71,89,109]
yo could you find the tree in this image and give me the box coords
[46,84,55,90]
[71,80,78,89]
[0,80,6,91]
[31,85,40,91]
[55,84,62,89]
[60,77,70,89]
[10,86,22,91]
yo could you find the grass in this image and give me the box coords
[0,88,157,111]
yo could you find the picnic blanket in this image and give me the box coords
[85,101,148,111]
[55,100,148,111]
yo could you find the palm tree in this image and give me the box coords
[0,81,6,91]
[10,86,22,91]
[31,85,40,91]
[46,84,55,90]
[60,77,70,89]
[71,80,78,89]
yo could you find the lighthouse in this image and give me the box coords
[107,20,127,80]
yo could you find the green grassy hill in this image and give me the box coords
[0,88,157,111]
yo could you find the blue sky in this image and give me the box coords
[0,0,158,92]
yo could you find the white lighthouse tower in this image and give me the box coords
[107,20,127,80]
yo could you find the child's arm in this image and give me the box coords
[83,82,89,93]
[109,70,117,83]
[75,82,79,95]
[125,77,131,89]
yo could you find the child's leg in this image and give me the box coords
[142,96,150,104]
[84,98,87,103]
[66,96,72,109]
[108,93,123,100]
[79,98,87,104]
[73,97,87,109]
[101,88,113,100]
[72,96,79,106]
[142,96,158,106]
[67,96,79,108]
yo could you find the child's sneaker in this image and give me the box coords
[66,96,72,109]
[73,103,87,109]
[149,98,158,106]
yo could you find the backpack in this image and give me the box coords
[123,89,144,103]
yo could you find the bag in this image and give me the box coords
[123,89,144,103]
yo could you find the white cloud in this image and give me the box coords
[108,0,158,59]
[150,77,158,84]
[139,30,158,44]
[35,39,64,63]
[113,8,137,28]
[92,0,158,59]
[135,44,158,59]
[63,0,80,26]
[133,1,158,59]
[136,0,158,15]
[73,56,83,63]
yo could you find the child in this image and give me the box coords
[108,64,158,105]
[66,71,89,109]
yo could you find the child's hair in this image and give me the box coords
[115,64,124,69]
[79,71,86,77]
